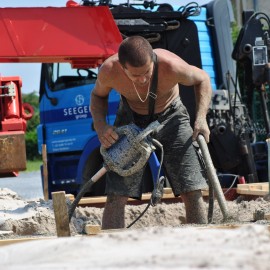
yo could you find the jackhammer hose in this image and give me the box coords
[68,179,95,221]
[151,139,164,185]
[68,167,107,221]
[197,134,230,221]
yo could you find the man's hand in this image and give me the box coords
[97,124,119,148]
[192,117,210,143]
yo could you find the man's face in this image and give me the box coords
[122,57,153,86]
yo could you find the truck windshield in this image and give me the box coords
[49,63,98,91]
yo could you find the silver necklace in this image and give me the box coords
[132,80,151,103]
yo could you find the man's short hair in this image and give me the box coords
[118,36,154,68]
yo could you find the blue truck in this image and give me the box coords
[37,0,265,198]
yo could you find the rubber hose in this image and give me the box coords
[68,179,95,221]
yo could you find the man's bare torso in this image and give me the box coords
[104,49,180,115]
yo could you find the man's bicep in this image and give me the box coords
[177,64,206,87]
[92,76,111,98]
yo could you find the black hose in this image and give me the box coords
[152,139,164,185]
[126,203,151,228]
[177,2,201,18]
[68,179,95,221]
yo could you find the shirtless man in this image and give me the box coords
[90,36,212,229]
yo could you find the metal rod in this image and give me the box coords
[266,138,270,195]
[197,134,230,220]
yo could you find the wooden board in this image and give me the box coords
[0,237,56,247]
[236,182,269,196]
[85,224,101,235]
[52,191,71,237]
[66,188,209,206]
[42,144,49,201]
[2,224,270,247]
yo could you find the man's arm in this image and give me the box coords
[192,67,212,142]
[90,67,119,148]
[175,58,212,142]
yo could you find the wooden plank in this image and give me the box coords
[163,187,173,194]
[85,224,101,235]
[52,191,71,237]
[237,182,269,196]
[42,144,49,201]
[237,190,268,196]
[66,189,209,206]
[2,224,270,248]
[0,237,55,247]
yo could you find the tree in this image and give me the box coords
[22,91,41,160]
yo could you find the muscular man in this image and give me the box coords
[90,36,212,229]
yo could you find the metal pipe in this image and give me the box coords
[266,138,270,196]
[197,134,230,220]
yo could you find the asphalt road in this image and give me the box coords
[0,171,44,200]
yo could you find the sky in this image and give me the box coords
[0,0,211,94]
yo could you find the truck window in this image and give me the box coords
[50,63,98,91]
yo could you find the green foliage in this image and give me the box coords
[22,91,41,161]
[25,129,39,160]
[26,110,39,131]
[22,91,39,108]
[231,21,240,45]
[26,159,42,172]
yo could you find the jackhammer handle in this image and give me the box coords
[100,125,135,158]
[196,134,229,220]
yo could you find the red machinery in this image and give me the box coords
[0,2,122,176]
[0,4,121,68]
[0,76,33,176]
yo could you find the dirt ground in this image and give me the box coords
[1,188,270,237]
[1,188,270,269]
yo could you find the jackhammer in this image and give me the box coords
[68,121,230,225]
[68,120,165,222]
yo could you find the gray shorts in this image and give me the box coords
[105,96,208,199]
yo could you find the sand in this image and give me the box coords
[1,187,270,269]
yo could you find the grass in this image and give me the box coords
[26,159,43,172]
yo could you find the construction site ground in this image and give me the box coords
[1,176,270,269]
